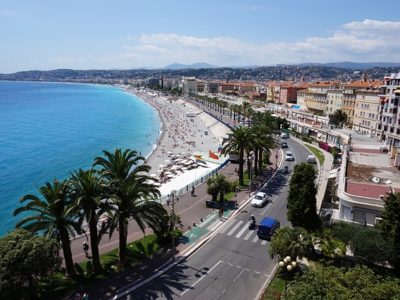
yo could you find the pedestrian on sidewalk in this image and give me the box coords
[191,186,195,196]
[82,241,89,258]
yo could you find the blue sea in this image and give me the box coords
[0,81,160,236]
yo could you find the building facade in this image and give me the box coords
[353,88,381,137]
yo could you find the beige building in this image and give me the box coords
[326,89,343,116]
[303,82,334,115]
[353,88,381,138]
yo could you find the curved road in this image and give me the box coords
[118,138,311,300]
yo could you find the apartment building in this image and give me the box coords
[207,81,219,94]
[182,77,198,95]
[196,80,206,93]
[326,89,343,116]
[353,88,381,138]
[303,82,334,115]
[379,72,400,153]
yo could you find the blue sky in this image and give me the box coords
[1,0,400,72]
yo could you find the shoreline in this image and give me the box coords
[119,85,231,196]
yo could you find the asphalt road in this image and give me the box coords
[119,138,310,300]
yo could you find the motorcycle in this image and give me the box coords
[248,219,256,230]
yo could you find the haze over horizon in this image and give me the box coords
[1,0,400,73]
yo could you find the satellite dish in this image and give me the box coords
[372,177,380,183]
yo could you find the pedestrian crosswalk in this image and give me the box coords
[218,219,270,245]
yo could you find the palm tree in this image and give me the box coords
[269,227,313,259]
[70,169,109,273]
[221,126,257,185]
[251,112,278,174]
[13,180,80,278]
[93,149,163,266]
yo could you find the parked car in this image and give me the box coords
[285,151,294,161]
[257,217,280,240]
[281,141,288,148]
[281,133,288,139]
[306,155,316,163]
[251,192,268,207]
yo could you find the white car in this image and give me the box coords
[285,151,294,161]
[306,155,316,163]
[251,192,268,207]
[281,133,288,139]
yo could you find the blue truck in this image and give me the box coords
[257,217,280,240]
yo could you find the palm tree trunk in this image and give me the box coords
[258,149,263,170]
[119,218,128,266]
[238,148,245,185]
[59,226,76,278]
[254,150,259,175]
[89,214,102,272]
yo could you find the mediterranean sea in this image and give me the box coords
[0,81,160,236]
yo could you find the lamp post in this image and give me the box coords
[167,190,178,259]
[279,256,297,292]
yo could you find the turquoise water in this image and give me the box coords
[0,81,160,236]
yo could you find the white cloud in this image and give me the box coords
[118,19,400,67]
[0,10,24,19]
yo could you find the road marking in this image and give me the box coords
[227,220,243,236]
[233,269,246,282]
[261,240,267,245]
[260,196,277,216]
[252,235,259,243]
[215,289,227,300]
[219,219,235,234]
[235,223,248,239]
[236,265,242,269]
[243,230,254,241]
[180,260,224,296]
[254,271,261,274]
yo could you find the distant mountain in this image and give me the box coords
[163,62,219,70]
[299,62,400,70]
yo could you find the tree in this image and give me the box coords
[251,111,278,173]
[94,148,165,266]
[287,163,320,230]
[221,126,257,185]
[70,169,110,273]
[13,180,80,278]
[329,109,347,127]
[0,229,61,299]
[269,227,313,259]
[206,174,231,206]
[379,192,400,270]
[351,227,395,266]
[284,265,400,300]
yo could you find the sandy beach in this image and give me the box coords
[121,86,231,197]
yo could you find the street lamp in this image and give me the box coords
[279,256,298,291]
[167,190,178,259]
